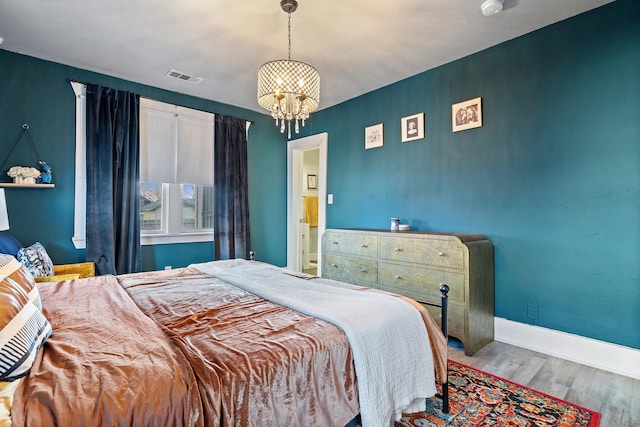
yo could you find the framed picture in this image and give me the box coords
[452,97,482,132]
[307,174,317,190]
[365,123,384,149]
[401,113,424,142]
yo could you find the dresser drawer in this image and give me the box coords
[378,262,465,304]
[323,230,378,257]
[322,254,377,287]
[379,235,464,269]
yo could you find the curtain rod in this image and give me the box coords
[69,79,254,124]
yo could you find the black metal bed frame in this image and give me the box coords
[437,283,450,414]
[344,284,450,427]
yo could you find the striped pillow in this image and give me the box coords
[0,267,52,381]
[0,255,41,310]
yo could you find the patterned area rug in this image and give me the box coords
[395,360,600,427]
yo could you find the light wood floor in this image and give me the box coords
[448,339,640,426]
[303,261,317,276]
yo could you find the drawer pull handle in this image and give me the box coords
[394,275,403,280]
[438,252,445,257]
[394,248,403,252]
[333,241,339,245]
[360,268,367,273]
[361,244,368,248]
[331,263,338,268]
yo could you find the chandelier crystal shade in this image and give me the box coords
[257,0,320,139]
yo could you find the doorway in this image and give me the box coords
[287,133,328,275]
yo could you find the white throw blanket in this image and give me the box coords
[191,259,436,427]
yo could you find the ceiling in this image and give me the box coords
[0,0,613,114]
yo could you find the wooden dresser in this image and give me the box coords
[321,228,494,355]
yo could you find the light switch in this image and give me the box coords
[328,194,334,204]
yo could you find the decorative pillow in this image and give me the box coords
[0,254,41,310]
[16,242,54,278]
[0,232,24,258]
[0,276,52,381]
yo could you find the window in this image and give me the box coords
[139,98,214,245]
[138,183,215,237]
[139,182,164,233]
[71,82,215,248]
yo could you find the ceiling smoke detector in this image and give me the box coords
[481,0,504,16]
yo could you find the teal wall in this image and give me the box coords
[0,0,637,349]
[298,0,639,349]
[0,49,288,270]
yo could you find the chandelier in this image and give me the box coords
[257,0,320,139]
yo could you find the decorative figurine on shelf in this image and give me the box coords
[37,161,53,184]
[7,165,41,184]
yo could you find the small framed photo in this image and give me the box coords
[452,97,482,132]
[401,113,424,142]
[365,123,384,149]
[307,174,317,190]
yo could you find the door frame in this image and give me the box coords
[287,132,328,274]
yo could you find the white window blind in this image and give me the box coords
[139,98,214,185]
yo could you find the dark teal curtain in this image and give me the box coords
[214,115,251,260]
[86,84,141,275]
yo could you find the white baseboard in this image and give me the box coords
[494,317,640,380]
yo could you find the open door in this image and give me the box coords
[287,133,328,274]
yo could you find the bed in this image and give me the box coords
[1,257,448,427]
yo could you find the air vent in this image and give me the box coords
[165,69,203,84]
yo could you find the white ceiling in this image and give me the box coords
[0,0,613,114]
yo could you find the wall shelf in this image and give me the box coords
[0,183,55,188]
[1,124,54,189]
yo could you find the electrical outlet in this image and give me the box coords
[164,265,172,270]
[527,303,538,321]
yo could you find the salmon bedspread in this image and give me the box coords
[10,260,446,427]
[11,275,208,426]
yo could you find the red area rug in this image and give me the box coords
[396,360,600,427]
